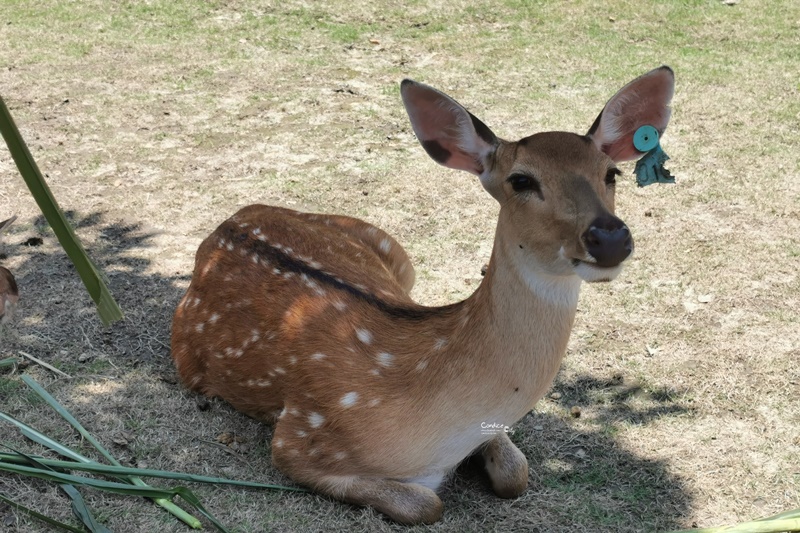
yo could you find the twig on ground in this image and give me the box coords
[18,351,72,378]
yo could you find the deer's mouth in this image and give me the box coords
[570,258,624,283]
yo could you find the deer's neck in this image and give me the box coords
[427,232,581,416]
[476,234,580,364]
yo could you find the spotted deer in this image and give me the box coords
[172,67,674,524]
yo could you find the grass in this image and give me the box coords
[1,0,799,531]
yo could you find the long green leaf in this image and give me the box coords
[0,452,305,491]
[0,461,183,498]
[0,462,232,533]
[60,483,112,533]
[21,375,120,465]
[0,492,84,533]
[0,95,122,325]
[18,376,202,529]
[11,446,112,533]
[0,357,17,368]
[0,411,90,463]
[172,487,231,533]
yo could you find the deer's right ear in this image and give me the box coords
[401,80,498,178]
[587,66,675,162]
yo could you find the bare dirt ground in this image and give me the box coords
[0,1,798,532]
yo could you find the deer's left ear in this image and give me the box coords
[587,66,674,162]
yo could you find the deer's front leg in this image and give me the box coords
[270,420,443,525]
[482,432,528,498]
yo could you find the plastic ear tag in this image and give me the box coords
[633,125,675,187]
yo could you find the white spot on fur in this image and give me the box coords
[296,430,307,437]
[257,379,271,387]
[252,254,259,263]
[369,368,380,376]
[376,352,394,367]
[274,438,284,448]
[209,313,220,324]
[334,451,347,460]
[275,367,286,375]
[367,398,380,407]
[252,227,261,235]
[311,352,326,361]
[308,412,324,428]
[279,408,287,418]
[195,322,205,333]
[226,242,234,251]
[416,359,428,372]
[434,338,448,350]
[333,300,347,311]
[379,238,391,254]
[356,328,373,345]
[289,356,297,365]
[340,392,359,407]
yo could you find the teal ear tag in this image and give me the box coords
[633,125,674,187]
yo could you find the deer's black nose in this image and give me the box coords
[582,215,633,268]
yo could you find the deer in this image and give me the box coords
[0,216,19,323]
[172,66,674,524]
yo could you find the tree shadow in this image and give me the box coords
[1,210,186,369]
[549,372,693,426]
[0,210,694,532]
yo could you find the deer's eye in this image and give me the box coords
[508,173,543,199]
[606,168,621,186]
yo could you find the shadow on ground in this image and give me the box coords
[0,211,692,532]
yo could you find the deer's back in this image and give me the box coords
[171,204,421,419]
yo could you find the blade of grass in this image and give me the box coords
[0,357,18,368]
[10,446,112,533]
[60,484,112,533]
[173,487,231,533]
[0,461,188,498]
[0,463,232,533]
[20,375,202,529]
[0,452,306,491]
[0,412,91,463]
[0,492,84,533]
[0,95,122,326]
